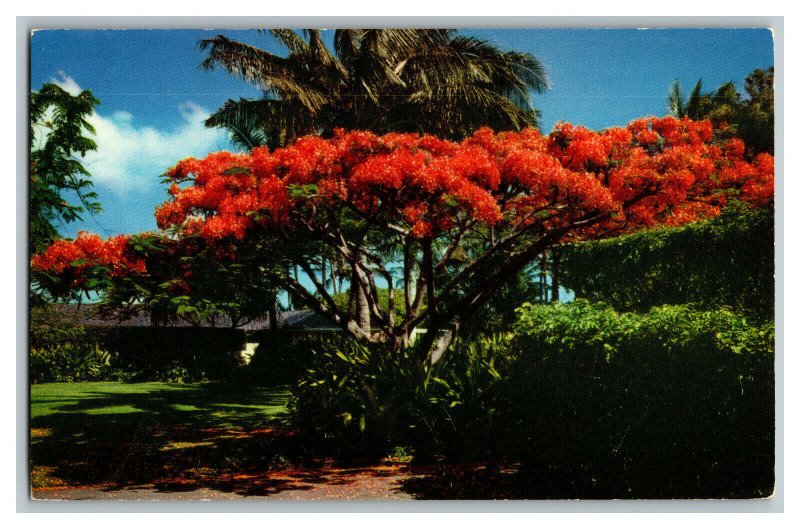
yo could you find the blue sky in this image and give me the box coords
[30,28,774,239]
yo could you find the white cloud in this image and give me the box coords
[82,101,228,195]
[47,73,229,196]
[51,71,83,96]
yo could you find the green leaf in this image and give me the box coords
[335,351,350,363]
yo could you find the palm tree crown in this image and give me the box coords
[200,29,549,149]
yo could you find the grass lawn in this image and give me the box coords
[30,382,294,491]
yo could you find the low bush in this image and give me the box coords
[289,332,517,459]
[29,305,117,383]
[289,337,420,456]
[30,305,247,383]
[30,343,118,384]
[249,331,343,384]
[101,327,245,382]
[506,300,775,497]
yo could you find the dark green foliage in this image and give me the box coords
[416,333,518,459]
[460,269,539,338]
[288,333,520,459]
[101,328,246,383]
[30,343,116,384]
[249,331,347,384]
[30,83,101,253]
[29,305,246,383]
[506,300,774,498]
[289,300,774,497]
[289,338,420,456]
[558,204,774,320]
[29,305,116,383]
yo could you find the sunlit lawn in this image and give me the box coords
[30,382,294,491]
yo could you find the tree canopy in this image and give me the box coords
[201,29,549,148]
[30,83,101,253]
[31,117,774,363]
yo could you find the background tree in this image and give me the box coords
[32,117,773,366]
[201,29,549,148]
[667,79,706,120]
[30,83,101,254]
[200,29,551,327]
[666,66,774,155]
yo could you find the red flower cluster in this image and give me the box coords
[31,232,147,286]
[149,119,772,243]
[33,118,774,283]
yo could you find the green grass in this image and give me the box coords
[30,381,293,490]
[31,381,289,423]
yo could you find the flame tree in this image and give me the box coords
[32,117,774,364]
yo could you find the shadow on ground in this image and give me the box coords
[31,382,317,496]
[30,382,539,500]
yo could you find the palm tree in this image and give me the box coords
[200,29,549,149]
[667,78,706,119]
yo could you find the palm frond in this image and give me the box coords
[199,35,331,113]
[403,84,538,137]
[205,98,317,150]
[333,29,363,71]
[686,79,704,119]
[269,29,309,56]
[667,80,685,118]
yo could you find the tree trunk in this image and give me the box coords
[268,292,279,332]
[355,253,371,335]
[426,319,461,367]
[551,249,560,303]
[540,251,548,303]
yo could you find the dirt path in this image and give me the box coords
[32,463,417,501]
[32,462,526,501]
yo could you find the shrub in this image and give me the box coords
[288,300,774,497]
[420,333,517,459]
[288,332,517,459]
[101,327,246,382]
[29,305,247,383]
[30,343,117,383]
[289,337,421,457]
[29,305,116,383]
[506,300,775,498]
[249,331,343,384]
[558,203,775,320]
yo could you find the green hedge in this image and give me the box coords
[249,331,350,384]
[101,327,246,382]
[30,305,117,383]
[559,204,774,320]
[506,300,775,498]
[30,305,247,383]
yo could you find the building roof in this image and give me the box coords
[52,304,338,332]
